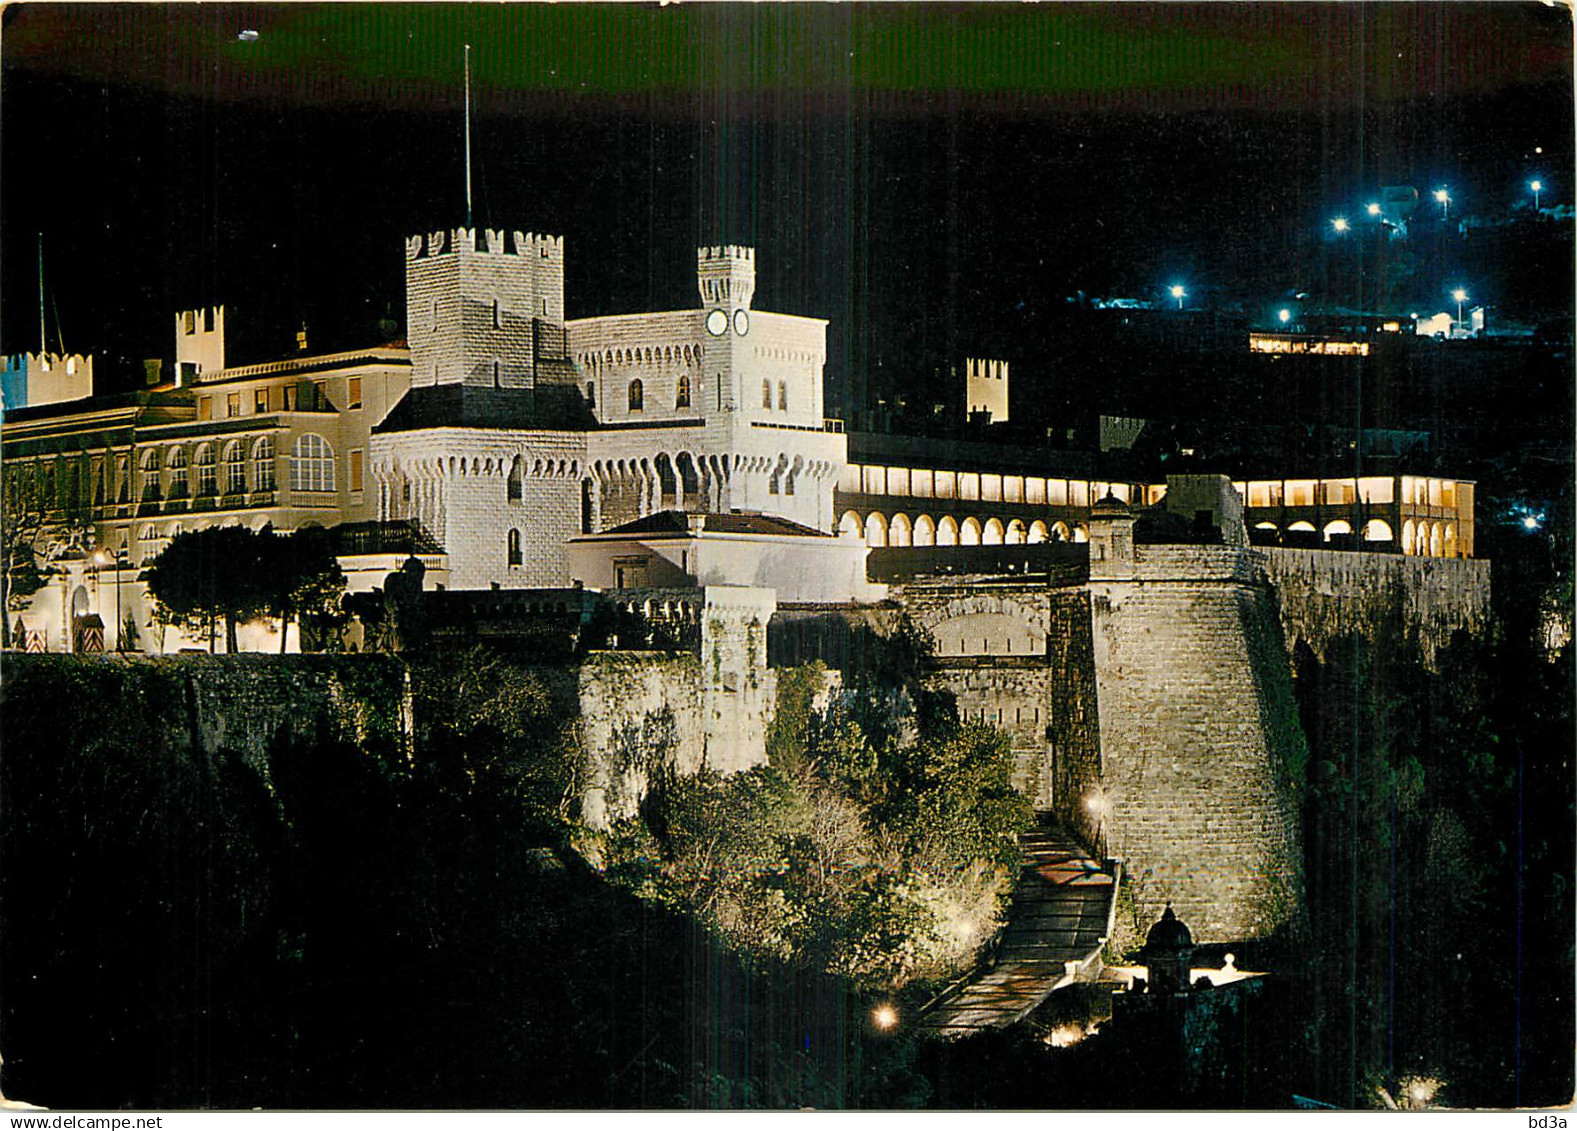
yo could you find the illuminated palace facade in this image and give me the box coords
[1,224,1477,653]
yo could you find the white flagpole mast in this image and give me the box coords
[464,44,473,230]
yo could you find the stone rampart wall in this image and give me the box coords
[1089,550,1303,943]
[1262,547,1492,663]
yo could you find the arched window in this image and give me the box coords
[507,528,523,566]
[676,373,691,409]
[167,446,189,497]
[253,438,276,491]
[291,434,335,492]
[586,381,596,408]
[194,444,217,496]
[507,455,524,503]
[140,449,161,500]
[628,379,644,412]
[223,442,246,495]
[778,381,788,410]
[762,380,773,409]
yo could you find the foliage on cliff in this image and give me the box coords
[600,663,1032,990]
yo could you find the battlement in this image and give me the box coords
[174,306,225,381]
[966,358,1008,381]
[405,228,564,261]
[697,245,757,310]
[698,245,755,263]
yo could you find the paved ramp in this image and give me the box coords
[919,822,1117,1037]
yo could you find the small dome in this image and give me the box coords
[1091,493,1131,517]
[1145,904,1194,951]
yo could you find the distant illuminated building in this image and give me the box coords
[1247,334,1370,357]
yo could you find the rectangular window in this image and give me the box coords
[283,385,297,411]
[348,377,362,410]
[350,449,364,493]
[885,467,910,496]
[255,388,269,414]
[980,474,1001,502]
[197,397,212,421]
[226,393,241,418]
[959,473,980,501]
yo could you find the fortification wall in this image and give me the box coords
[1088,546,1303,943]
[0,654,413,777]
[1045,587,1103,846]
[1262,547,1492,663]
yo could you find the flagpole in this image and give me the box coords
[464,44,473,230]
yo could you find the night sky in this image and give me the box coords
[3,3,1571,414]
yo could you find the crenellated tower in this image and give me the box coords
[696,245,756,315]
[405,227,566,391]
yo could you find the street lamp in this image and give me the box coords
[1278,308,1292,325]
[1331,216,1349,234]
[1434,188,1450,218]
[1169,284,1186,310]
[1365,202,1381,217]
[1451,287,1468,327]
[1530,179,1543,210]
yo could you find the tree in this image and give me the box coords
[1,466,53,647]
[144,525,272,651]
[263,526,346,653]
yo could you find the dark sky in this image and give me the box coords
[3,3,1571,412]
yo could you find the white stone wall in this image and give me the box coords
[371,426,587,589]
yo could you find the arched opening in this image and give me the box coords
[676,373,691,409]
[628,379,644,412]
[839,511,863,539]
[913,514,936,547]
[1402,519,1416,555]
[864,511,888,548]
[507,529,522,566]
[960,517,982,545]
[507,455,524,503]
[1322,519,1352,541]
[1429,523,1443,557]
[937,515,959,546]
[1006,518,1027,545]
[982,517,1004,545]
[1362,519,1393,543]
[1071,524,1089,543]
[889,513,912,547]
[1027,520,1048,544]
[1288,520,1317,533]
[290,434,335,492]
[1443,524,1456,557]
[1050,520,1070,542]
[762,380,773,409]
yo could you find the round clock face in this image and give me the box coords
[733,308,750,336]
[706,309,728,336]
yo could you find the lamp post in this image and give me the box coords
[1365,202,1381,218]
[1530,179,1543,211]
[1452,287,1468,328]
[1278,308,1292,325]
[1331,216,1349,234]
[1169,284,1186,311]
[1434,188,1450,219]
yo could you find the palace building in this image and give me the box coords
[0,224,1477,653]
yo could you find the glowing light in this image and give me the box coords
[1451,288,1467,303]
[1278,308,1291,324]
[1168,285,1186,310]
[1531,180,1542,193]
[872,1004,899,1031]
[1523,515,1541,531]
[1331,217,1349,233]
[1085,793,1109,815]
[1366,202,1381,216]
[1434,189,1450,203]
[1046,1024,1086,1048]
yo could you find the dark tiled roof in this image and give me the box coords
[596,510,832,539]
[373,384,594,433]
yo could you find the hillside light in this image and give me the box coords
[1169,284,1186,310]
[1434,188,1451,218]
[1278,308,1292,324]
[872,1004,899,1031]
[1523,515,1541,531]
[1366,202,1381,217]
[1331,216,1349,233]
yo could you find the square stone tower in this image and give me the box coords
[405,227,565,391]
